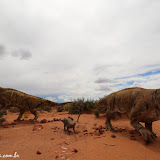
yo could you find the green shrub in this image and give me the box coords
[37,106,52,112]
[43,106,52,112]
[68,98,95,114]
[0,110,6,124]
[9,107,20,113]
[63,104,71,111]
[0,111,4,117]
[0,118,6,124]
[57,105,64,112]
[93,109,100,118]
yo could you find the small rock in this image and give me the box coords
[3,124,9,128]
[40,119,47,123]
[33,124,43,131]
[129,131,135,134]
[72,148,78,153]
[64,142,69,145]
[83,129,88,132]
[50,138,55,140]
[98,125,104,134]
[93,123,97,126]
[9,122,16,125]
[61,146,68,150]
[55,155,59,159]
[75,131,80,134]
[94,132,101,136]
[111,134,116,138]
[36,151,41,154]
[53,118,60,121]
[52,127,58,130]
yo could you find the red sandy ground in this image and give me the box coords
[0,109,160,160]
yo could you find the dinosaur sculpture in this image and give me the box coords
[0,87,58,121]
[61,118,76,133]
[99,87,160,144]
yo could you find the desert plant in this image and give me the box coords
[63,104,71,111]
[9,107,20,113]
[93,109,100,118]
[68,98,95,114]
[0,118,6,124]
[57,105,64,112]
[0,108,6,124]
[37,106,52,112]
[43,106,52,112]
[67,98,95,122]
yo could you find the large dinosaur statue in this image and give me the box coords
[99,87,160,144]
[0,87,60,121]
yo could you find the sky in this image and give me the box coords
[0,0,160,102]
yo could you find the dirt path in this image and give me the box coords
[0,110,160,160]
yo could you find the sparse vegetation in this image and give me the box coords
[0,109,6,124]
[0,118,6,124]
[37,106,52,112]
[63,104,71,111]
[61,98,99,122]
[93,109,100,118]
[68,98,95,115]
[9,107,20,113]
[58,99,103,119]
[56,105,64,112]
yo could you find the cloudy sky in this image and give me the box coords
[0,0,160,102]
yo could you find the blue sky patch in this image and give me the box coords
[138,69,160,77]
[127,81,134,85]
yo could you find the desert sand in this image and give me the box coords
[0,109,160,160]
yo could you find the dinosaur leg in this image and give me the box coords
[105,111,114,131]
[64,124,66,131]
[145,122,157,138]
[15,109,25,121]
[73,125,76,133]
[30,109,38,121]
[67,126,70,132]
[130,120,156,144]
[130,103,156,144]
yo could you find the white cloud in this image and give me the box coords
[58,95,72,102]
[132,82,142,88]
[12,49,32,60]
[45,96,58,102]
[0,0,160,100]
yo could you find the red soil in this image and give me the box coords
[0,109,160,160]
